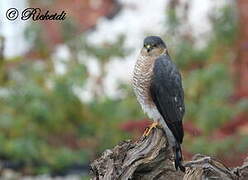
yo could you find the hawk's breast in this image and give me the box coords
[132,54,161,121]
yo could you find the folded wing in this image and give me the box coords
[150,55,184,143]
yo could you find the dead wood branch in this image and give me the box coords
[90,127,248,180]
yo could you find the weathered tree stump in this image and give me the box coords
[90,127,248,180]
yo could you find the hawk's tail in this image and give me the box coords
[174,142,185,172]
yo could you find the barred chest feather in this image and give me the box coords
[132,54,161,121]
[132,53,176,146]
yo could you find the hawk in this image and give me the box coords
[132,36,185,172]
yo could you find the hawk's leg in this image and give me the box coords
[143,122,159,137]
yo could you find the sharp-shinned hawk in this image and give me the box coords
[132,36,185,172]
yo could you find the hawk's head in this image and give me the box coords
[142,36,167,57]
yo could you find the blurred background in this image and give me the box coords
[0,0,248,179]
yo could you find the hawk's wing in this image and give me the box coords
[150,55,184,143]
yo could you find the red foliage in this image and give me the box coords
[233,0,248,99]
[120,119,202,138]
[218,152,248,167]
[212,113,248,138]
[119,119,150,134]
[183,121,202,136]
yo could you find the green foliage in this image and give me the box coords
[187,136,235,156]
[237,136,248,153]
[0,61,91,172]
[184,63,234,133]
[85,35,129,63]
[165,3,247,156]
[0,18,131,173]
[211,5,238,46]
[173,40,211,69]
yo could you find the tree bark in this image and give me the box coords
[90,127,248,180]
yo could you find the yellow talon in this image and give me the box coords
[142,122,158,137]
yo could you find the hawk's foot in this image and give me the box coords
[142,122,159,137]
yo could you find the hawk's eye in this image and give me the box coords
[144,44,151,49]
[153,44,157,47]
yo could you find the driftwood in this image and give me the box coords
[90,127,248,180]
